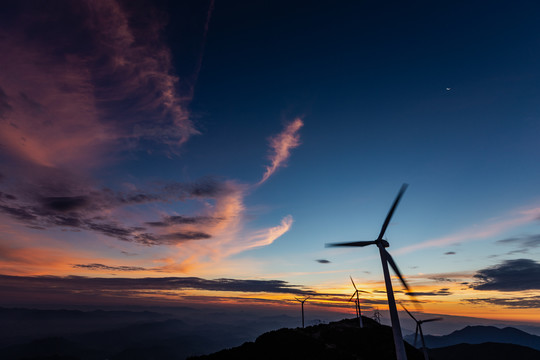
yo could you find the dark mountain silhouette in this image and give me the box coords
[410,325,540,350]
[189,317,424,360]
[429,342,540,360]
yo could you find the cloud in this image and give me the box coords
[395,206,540,255]
[316,259,331,264]
[72,263,147,272]
[497,234,540,251]
[258,118,303,185]
[146,215,222,227]
[429,277,456,283]
[0,1,200,170]
[0,177,235,245]
[0,2,301,275]
[444,251,456,255]
[472,259,540,291]
[464,296,540,309]
[227,215,293,254]
[407,288,452,296]
[0,274,318,296]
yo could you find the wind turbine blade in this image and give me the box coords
[414,324,419,348]
[349,292,356,302]
[401,304,417,322]
[385,249,410,292]
[377,183,408,240]
[326,240,377,247]
[422,317,443,323]
[350,275,358,290]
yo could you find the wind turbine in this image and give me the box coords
[326,183,412,360]
[295,296,310,328]
[349,276,367,328]
[372,307,381,324]
[402,305,442,360]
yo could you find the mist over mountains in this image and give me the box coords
[3,306,540,360]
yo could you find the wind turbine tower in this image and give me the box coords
[295,296,310,328]
[349,276,366,328]
[402,305,442,360]
[327,184,412,360]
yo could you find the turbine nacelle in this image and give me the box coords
[378,239,390,248]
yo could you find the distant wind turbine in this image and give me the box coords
[349,276,367,328]
[372,307,381,324]
[326,183,413,360]
[295,296,310,328]
[402,305,442,360]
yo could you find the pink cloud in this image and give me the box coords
[258,118,304,185]
[0,2,301,277]
[0,0,197,170]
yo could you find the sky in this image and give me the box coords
[1,0,540,325]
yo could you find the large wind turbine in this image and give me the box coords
[326,183,411,360]
[295,296,310,328]
[349,276,367,328]
[402,305,442,360]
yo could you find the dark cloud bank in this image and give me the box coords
[464,259,540,308]
[0,177,231,245]
[472,258,540,291]
[0,274,317,296]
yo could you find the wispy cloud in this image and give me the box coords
[0,1,198,170]
[395,206,540,255]
[229,215,293,255]
[497,234,540,251]
[72,263,148,272]
[0,274,318,296]
[0,2,302,277]
[258,118,303,185]
[407,288,452,296]
[464,296,540,308]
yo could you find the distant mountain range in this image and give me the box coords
[195,321,540,360]
[429,342,540,360]
[3,306,540,360]
[405,325,540,351]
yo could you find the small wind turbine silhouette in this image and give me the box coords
[326,183,412,360]
[349,276,367,328]
[372,307,381,324]
[402,305,442,360]
[295,296,309,328]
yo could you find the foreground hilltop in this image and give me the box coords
[190,317,423,360]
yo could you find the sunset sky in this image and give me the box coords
[1,0,540,324]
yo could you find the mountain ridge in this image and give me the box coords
[415,324,540,350]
